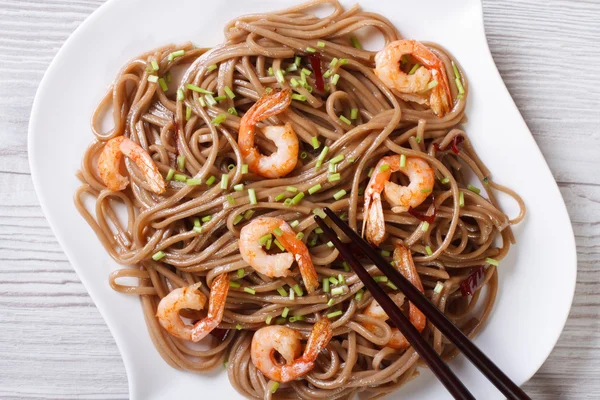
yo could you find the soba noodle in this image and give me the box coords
[75,1,525,398]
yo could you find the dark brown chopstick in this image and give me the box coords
[314,216,475,400]
[316,207,530,400]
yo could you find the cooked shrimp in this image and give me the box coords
[98,136,166,194]
[238,89,299,178]
[239,217,319,293]
[363,244,426,349]
[375,40,452,117]
[363,155,434,246]
[156,274,230,342]
[251,318,332,382]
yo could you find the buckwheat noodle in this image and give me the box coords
[74,1,525,398]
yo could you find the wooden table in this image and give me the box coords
[1,0,598,398]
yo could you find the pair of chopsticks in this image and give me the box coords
[313,208,530,400]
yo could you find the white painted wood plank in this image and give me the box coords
[0,0,598,398]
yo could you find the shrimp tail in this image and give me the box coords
[364,192,386,246]
[191,274,230,342]
[245,89,292,125]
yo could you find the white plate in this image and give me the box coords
[28,0,577,398]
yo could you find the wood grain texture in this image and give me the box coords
[0,0,598,398]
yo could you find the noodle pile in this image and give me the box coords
[74,0,525,398]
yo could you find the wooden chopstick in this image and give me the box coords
[316,207,530,400]
[314,215,475,399]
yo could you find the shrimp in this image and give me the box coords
[238,89,299,178]
[363,243,426,349]
[375,40,452,117]
[239,217,319,293]
[251,318,332,382]
[156,274,230,342]
[97,136,166,194]
[363,155,434,246]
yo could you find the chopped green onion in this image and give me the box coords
[185,83,213,94]
[229,281,241,288]
[350,108,358,120]
[323,69,333,79]
[459,191,465,207]
[244,287,256,295]
[186,178,203,186]
[283,198,293,207]
[193,226,203,233]
[205,94,217,106]
[275,193,286,202]
[289,288,295,301]
[283,186,297,194]
[234,183,244,191]
[398,154,406,168]
[277,287,288,297]
[342,261,350,272]
[177,89,184,101]
[295,56,302,66]
[281,307,290,318]
[327,298,335,307]
[381,250,391,257]
[236,323,243,330]
[220,174,229,190]
[301,68,312,76]
[355,289,364,301]
[177,155,186,171]
[241,164,248,174]
[308,184,322,195]
[292,284,303,297]
[338,274,345,284]
[456,77,465,95]
[452,61,461,79]
[165,168,175,181]
[333,189,347,200]
[329,163,337,174]
[273,239,285,251]
[328,173,341,182]
[292,94,306,101]
[193,217,201,227]
[331,74,340,85]
[368,168,374,178]
[244,210,255,220]
[310,137,321,150]
[168,50,185,61]
[233,215,244,225]
[386,281,398,290]
[328,276,339,285]
[331,287,344,296]
[224,86,236,99]
[226,195,236,205]
[409,63,421,75]
[228,164,235,171]
[275,69,285,84]
[416,136,422,144]
[273,227,283,237]
[330,154,344,165]
[486,257,499,266]
[292,192,305,204]
[206,64,218,72]
[185,106,192,121]
[323,278,330,293]
[317,146,330,163]
[198,97,206,107]
[267,67,274,76]
[248,188,257,204]
[425,246,433,256]
[434,282,444,294]
[158,78,168,91]
[420,189,432,193]
[441,177,450,184]
[165,72,171,83]
[237,269,245,278]
[151,60,159,71]
[290,78,300,88]
[201,215,212,223]
[426,80,439,91]
[288,315,304,322]
[379,164,390,172]
[290,220,300,228]
[373,276,388,283]
[350,36,362,49]
[306,47,316,53]
[287,64,297,72]
[339,115,351,125]
[421,221,430,231]
[317,41,325,48]
[296,232,304,240]
[340,212,347,220]
[313,208,326,219]
[300,151,308,159]
[213,95,227,102]
[327,310,343,319]
[147,75,158,83]
[339,58,348,65]
[265,315,273,325]
[314,228,324,234]
[205,175,216,186]
[329,58,339,68]
[152,251,166,261]
[174,174,187,182]
[259,234,272,245]
[468,184,481,194]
